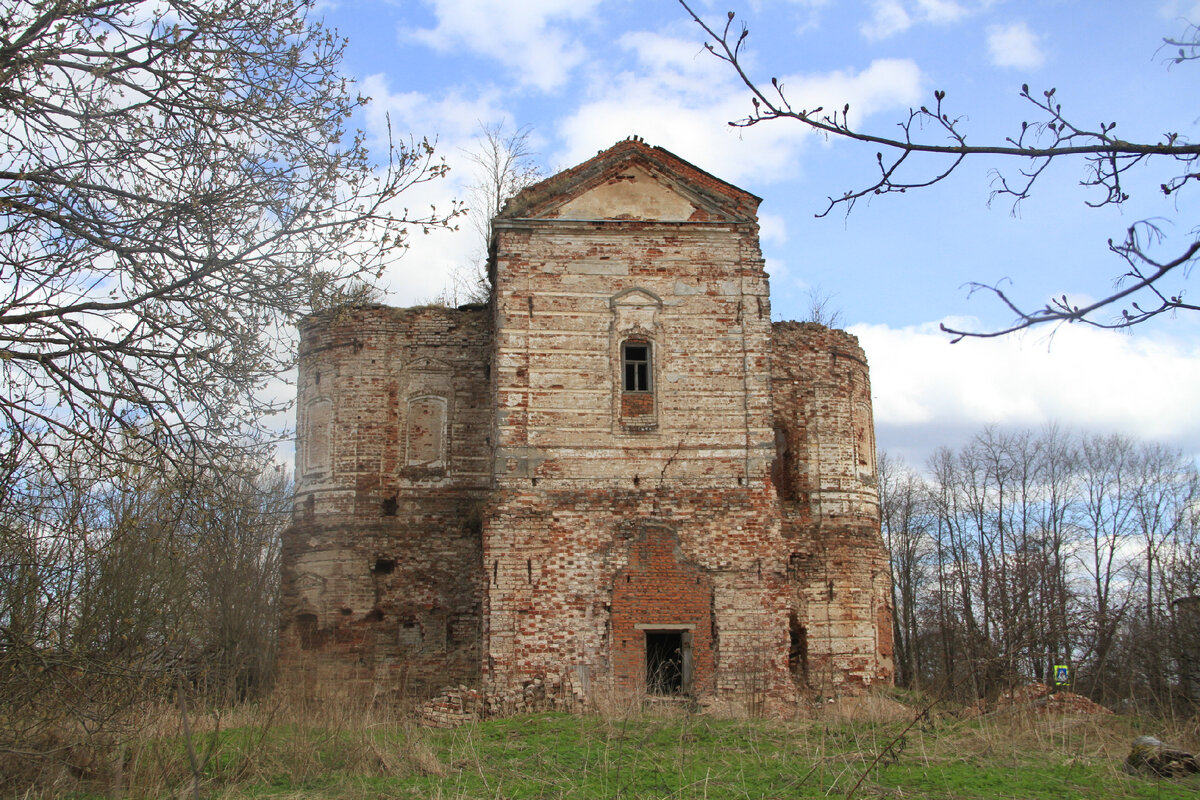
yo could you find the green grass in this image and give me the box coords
[25,699,1200,799]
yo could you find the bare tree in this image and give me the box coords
[467,123,544,246]
[1121,444,1198,705]
[1075,433,1137,700]
[439,122,543,305]
[0,0,460,475]
[0,453,288,787]
[878,451,930,688]
[876,426,1196,711]
[800,286,844,328]
[680,2,1200,338]
[1031,425,1080,686]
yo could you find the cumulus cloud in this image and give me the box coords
[357,75,525,303]
[1159,0,1200,23]
[555,32,924,187]
[987,21,1045,69]
[861,0,912,40]
[758,212,789,245]
[360,74,510,146]
[852,320,1200,467]
[915,0,967,23]
[409,0,602,92]
[859,0,966,39]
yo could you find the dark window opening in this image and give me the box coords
[622,342,651,392]
[789,614,809,684]
[646,630,691,695]
[373,558,396,575]
[296,613,319,650]
[381,495,398,516]
[774,427,795,501]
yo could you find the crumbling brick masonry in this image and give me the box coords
[279,138,893,712]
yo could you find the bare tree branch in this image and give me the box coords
[681,1,1200,338]
[0,0,463,475]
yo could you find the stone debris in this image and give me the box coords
[1124,735,1200,778]
[964,683,1112,717]
[419,686,484,729]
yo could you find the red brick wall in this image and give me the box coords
[620,392,653,417]
[611,526,714,693]
[481,485,794,708]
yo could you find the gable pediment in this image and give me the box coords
[554,164,704,222]
[610,287,662,310]
[497,139,760,224]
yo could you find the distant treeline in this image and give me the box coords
[881,426,1200,713]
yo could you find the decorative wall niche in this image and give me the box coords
[304,397,333,475]
[609,288,662,432]
[406,395,448,469]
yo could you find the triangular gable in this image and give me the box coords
[497,138,761,224]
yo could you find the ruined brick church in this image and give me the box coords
[280,138,893,712]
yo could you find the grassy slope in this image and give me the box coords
[80,699,1200,799]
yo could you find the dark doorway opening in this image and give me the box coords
[646,630,692,695]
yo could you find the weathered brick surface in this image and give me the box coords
[278,140,893,712]
[279,305,490,699]
[771,322,894,689]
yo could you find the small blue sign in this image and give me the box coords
[1054,665,1069,686]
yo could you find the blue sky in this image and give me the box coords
[309,0,1200,468]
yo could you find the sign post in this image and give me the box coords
[1053,664,1069,687]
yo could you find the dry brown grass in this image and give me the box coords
[5,685,1200,798]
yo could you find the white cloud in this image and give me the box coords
[859,0,969,40]
[852,319,1200,467]
[555,32,924,187]
[361,74,509,146]
[1159,0,1200,23]
[357,75,528,304]
[409,0,602,92]
[986,21,1045,69]
[915,0,967,23]
[861,0,912,40]
[758,212,788,245]
[782,58,925,122]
